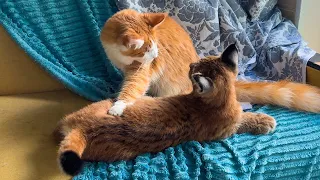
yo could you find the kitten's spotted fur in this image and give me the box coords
[54,45,276,176]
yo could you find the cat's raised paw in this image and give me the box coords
[108,100,127,116]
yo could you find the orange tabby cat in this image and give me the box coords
[100,9,320,115]
[55,45,276,176]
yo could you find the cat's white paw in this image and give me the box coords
[108,100,127,116]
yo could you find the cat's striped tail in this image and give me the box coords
[58,129,86,176]
[235,80,320,113]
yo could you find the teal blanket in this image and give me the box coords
[0,0,122,101]
[74,106,320,180]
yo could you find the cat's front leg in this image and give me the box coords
[109,62,151,116]
[237,112,276,134]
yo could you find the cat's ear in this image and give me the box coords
[143,13,167,28]
[221,44,238,72]
[122,35,144,49]
[192,73,213,94]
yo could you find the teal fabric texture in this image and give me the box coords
[74,105,320,180]
[0,0,122,101]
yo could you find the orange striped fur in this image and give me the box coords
[100,9,320,114]
[236,81,320,112]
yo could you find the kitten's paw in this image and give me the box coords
[254,114,277,134]
[108,100,127,116]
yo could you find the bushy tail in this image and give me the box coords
[235,80,320,113]
[58,129,86,176]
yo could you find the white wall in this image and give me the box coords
[298,0,320,52]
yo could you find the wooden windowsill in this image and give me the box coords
[306,53,320,88]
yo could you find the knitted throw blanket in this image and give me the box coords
[0,0,122,101]
[74,105,320,180]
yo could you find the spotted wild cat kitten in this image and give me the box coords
[55,45,276,176]
[100,9,320,115]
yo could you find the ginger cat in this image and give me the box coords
[55,45,276,176]
[100,9,320,116]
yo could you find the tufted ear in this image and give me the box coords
[143,13,167,28]
[192,73,213,94]
[221,44,238,72]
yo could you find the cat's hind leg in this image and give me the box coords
[237,112,276,135]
